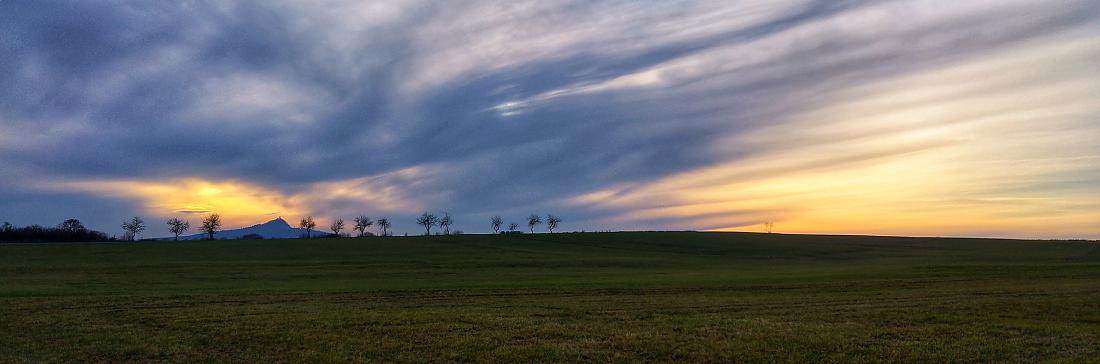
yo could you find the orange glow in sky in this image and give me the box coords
[60,178,301,228]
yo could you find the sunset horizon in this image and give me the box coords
[3,1,1098,239]
[4,2,1100,362]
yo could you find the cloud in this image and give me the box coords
[186,72,332,125]
[1,0,1098,238]
[55,178,302,228]
[567,30,1100,238]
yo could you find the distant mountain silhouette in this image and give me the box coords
[161,217,336,240]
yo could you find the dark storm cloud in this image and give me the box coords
[1,1,1098,237]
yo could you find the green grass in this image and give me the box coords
[1,232,1098,362]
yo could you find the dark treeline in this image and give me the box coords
[0,219,112,243]
[2,211,567,243]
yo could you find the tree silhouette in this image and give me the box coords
[1,221,110,242]
[121,216,146,241]
[490,216,504,234]
[59,219,86,233]
[353,215,373,237]
[508,222,519,232]
[440,212,453,235]
[377,218,391,236]
[299,216,316,238]
[330,219,345,236]
[527,214,542,234]
[166,217,190,241]
[200,214,221,240]
[765,222,774,234]
[546,214,561,233]
[416,212,439,236]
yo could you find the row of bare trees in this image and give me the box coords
[118,214,222,241]
[124,212,561,240]
[411,212,563,235]
[490,214,561,234]
[413,212,563,236]
[161,214,221,240]
[297,215,393,237]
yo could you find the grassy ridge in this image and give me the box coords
[1,232,1098,362]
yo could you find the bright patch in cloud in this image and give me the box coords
[58,178,301,228]
[49,167,433,233]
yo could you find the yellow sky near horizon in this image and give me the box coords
[571,35,1100,239]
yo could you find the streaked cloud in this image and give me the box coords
[570,29,1100,238]
[0,0,1097,238]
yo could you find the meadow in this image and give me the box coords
[1,232,1098,362]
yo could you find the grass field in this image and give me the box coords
[1,232,1098,362]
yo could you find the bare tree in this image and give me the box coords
[546,214,561,233]
[59,219,86,233]
[376,218,391,236]
[508,222,519,232]
[416,212,439,236]
[439,212,453,235]
[527,214,542,234]
[166,217,190,241]
[330,218,345,237]
[121,216,146,241]
[200,214,221,240]
[764,222,774,234]
[299,216,316,238]
[490,215,504,234]
[353,215,373,237]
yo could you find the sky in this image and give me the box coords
[1,0,1098,239]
